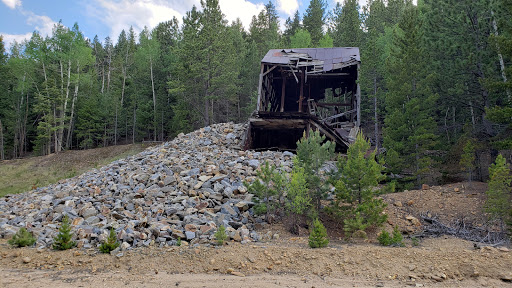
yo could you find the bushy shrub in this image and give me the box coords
[377,226,404,247]
[8,228,36,247]
[176,237,182,246]
[214,225,227,245]
[334,133,387,237]
[308,218,329,248]
[246,161,285,222]
[53,215,76,250]
[285,163,311,234]
[99,228,120,253]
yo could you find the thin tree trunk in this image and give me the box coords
[42,62,51,155]
[373,74,379,149]
[150,56,156,141]
[132,105,136,144]
[491,10,510,100]
[0,119,4,160]
[101,65,105,94]
[114,103,118,145]
[66,61,80,148]
[469,100,476,129]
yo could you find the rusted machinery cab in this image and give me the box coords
[244,48,361,152]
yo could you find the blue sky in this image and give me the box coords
[0,0,366,49]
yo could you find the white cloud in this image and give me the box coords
[89,0,267,40]
[1,0,21,9]
[219,0,264,28]
[1,9,57,50]
[89,0,191,41]
[1,32,31,50]
[276,0,298,16]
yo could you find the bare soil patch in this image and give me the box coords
[1,182,511,287]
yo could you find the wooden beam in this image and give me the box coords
[280,75,286,112]
[263,65,277,77]
[299,68,304,112]
[316,102,351,107]
[256,63,264,111]
[287,64,299,83]
[356,63,361,128]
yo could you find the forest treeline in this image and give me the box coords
[0,0,511,185]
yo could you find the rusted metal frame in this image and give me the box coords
[256,63,264,111]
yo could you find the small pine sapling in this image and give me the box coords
[378,226,404,247]
[308,218,329,248]
[99,228,120,253]
[485,154,512,229]
[8,228,36,247]
[214,225,227,245]
[176,237,182,246]
[53,215,76,250]
[246,161,286,223]
[285,162,311,234]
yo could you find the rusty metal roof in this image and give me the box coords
[261,47,360,72]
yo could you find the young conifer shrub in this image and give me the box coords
[485,154,512,226]
[99,228,120,253]
[8,228,36,247]
[214,225,227,245]
[308,218,329,248]
[378,226,404,247]
[53,215,76,250]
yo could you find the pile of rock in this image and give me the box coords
[0,123,294,249]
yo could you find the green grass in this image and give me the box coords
[0,144,146,197]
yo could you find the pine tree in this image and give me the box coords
[460,139,476,182]
[283,10,302,46]
[485,154,511,226]
[99,228,120,253]
[53,215,76,250]
[246,161,286,223]
[331,0,362,47]
[308,218,329,248]
[334,133,387,236]
[295,130,335,211]
[303,0,327,46]
[285,162,311,234]
[383,5,438,187]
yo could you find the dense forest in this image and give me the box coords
[0,0,511,185]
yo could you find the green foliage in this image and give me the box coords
[459,139,476,182]
[334,133,387,236]
[308,218,329,248]
[484,155,512,224]
[176,237,182,246]
[331,0,362,47]
[303,0,327,46]
[8,228,36,247]
[99,228,120,253]
[383,5,438,187]
[296,130,335,211]
[214,225,228,245]
[411,237,419,246]
[53,215,76,250]
[290,29,312,48]
[246,161,286,222]
[285,163,311,233]
[377,226,404,246]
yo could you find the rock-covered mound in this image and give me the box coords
[0,123,294,249]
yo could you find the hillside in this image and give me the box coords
[0,144,146,197]
[0,123,511,287]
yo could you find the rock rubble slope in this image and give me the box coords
[0,123,294,249]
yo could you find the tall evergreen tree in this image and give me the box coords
[303,0,327,46]
[331,0,362,47]
[383,5,438,187]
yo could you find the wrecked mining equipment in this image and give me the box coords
[244,47,361,152]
